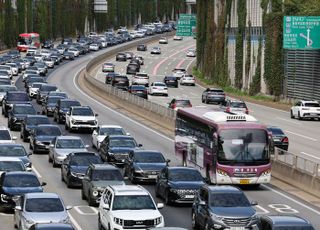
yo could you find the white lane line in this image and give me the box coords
[32,166,42,178]
[73,69,174,143]
[285,130,317,142]
[301,152,320,161]
[262,184,320,216]
[276,117,301,125]
[69,213,84,230]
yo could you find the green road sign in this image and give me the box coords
[283,16,320,49]
[177,14,196,36]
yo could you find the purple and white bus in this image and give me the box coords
[175,107,271,185]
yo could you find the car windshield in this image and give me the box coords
[35,127,61,136]
[154,83,166,87]
[70,155,102,166]
[3,174,39,187]
[304,102,320,107]
[47,97,62,104]
[134,152,165,163]
[40,85,57,92]
[60,101,80,108]
[31,83,44,88]
[91,169,123,181]
[210,193,250,207]
[56,139,84,149]
[175,100,191,106]
[0,161,24,172]
[13,106,36,114]
[169,169,203,181]
[230,102,247,108]
[99,127,125,136]
[0,130,11,140]
[217,129,269,165]
[7,93,29,101]
[0,86,16,92]
[27,117,49,125]
[25,198,64,212]
[72,108,93,116]
[112,195,156,210]
[267,128,284,135]
[0,146,27,156]
[109,138,137,148]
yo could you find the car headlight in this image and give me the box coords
[24,217,35,225]
[108,152,114,155]
[1,194,10,201]
[12,117,17,122]
[154,216,162,225]
[35,140,44,145]
[114,217,123,225]
[134,168,143,173]
[25,162,32,168]
[210,213,223,221]
[71,118,76,124]
[60,216,71,224]
[251,214,259,220]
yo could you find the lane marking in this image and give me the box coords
[285,130,317,142]
[69,213,84,230]
[175,58,186,69]
[32,166,42,178]
[276,117,301,125]
[301,152,320,161]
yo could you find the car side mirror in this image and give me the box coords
[12,136,17,140]
[85,144,89,148]
[95,113,98,117]
[251,201,258,206]
[138,144,143,147]
[199,200,206,206]
[66,205,73,210]
[204,177,211,184]
[103,203,110,210]
[49,144,54,148]
[41,182,47,186]
[15,206,22,211]
[157,203,164,209]
[165,159,170,166]
[126,132,130,136]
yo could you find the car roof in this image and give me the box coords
[206,185,242,193]
[263,215,312,225]
[109,185,149,195]
[56,136,82,140]
[25,192,61,199]
[300,100,319,103]
[167,166,199,172]
[109,135,134,139]
[0,143,24,148]
[0,126,9,130]
[99,125,123,129]
[89,163,118,170]
[0,157,24,162]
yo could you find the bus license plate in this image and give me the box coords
[185,195,194,199]
[240,179,249,184]
[230,228,245,230]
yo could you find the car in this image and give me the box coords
[0,157,26,175]
[173,35,183,41]
[163,76,178,88]
[91,125,128,150]
[128,85,148,99]
[149,82,168,96]
[105,72,119,84]
[33,62,48,76]
[45,91,68,101]
[0,70,11,80]
[0,144,32,170]
[191,185,258,230]
[124,51,134,59]
[43,57,55,68]
[0,65,13,78]
[257,215,315,230]
[89,43,100,51]
[159,37,168,44]
[290,100,320,120]
[2,91,30,117]
[81,164,125,206]
[14,192,72,230]
[137,44,147,51]
[186,48,196,57]
[220,98,249,114]
[61,151,103,188]
[29,124,62,154]
[65,106,98,132]
[8,103,37,131]
[155,167,206,205]
[36,84,58,105]
[0,126,17,144]
[24,75,44,88]
[98,185,164,230]
[28,82,47,98]
[7,50,21,59]
[180,74,195,86]
[151,47,161,54]
[102,62,115,72]
[133,55,144,65]
[39,49,51,58]
[123,150,168,183]
[41,96,65,116]
[132,72,149,86]
[126,63,140,75]
[0,172,45,210]
[110,75,129,91]
[99,135,142,165]
[23,68,40,80]
[53,99,81,124]
[172,68,186,80]
[29,223,75,230]
[201,88,226,104]
[62,51,75,60]
[48,136,88,167]
[67,47,80,57]
[116,52,127,61]
[168,99,192,110]
[0,85,17,105]
[6,63,19,76]
[41,40,54,49]
[20,115,50,142]
[267,126,289,152]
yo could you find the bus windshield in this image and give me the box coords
[217,129,269,165]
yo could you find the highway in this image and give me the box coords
[1,37,320,229]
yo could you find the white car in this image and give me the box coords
[98,185,164,230]
[5,63,19,76]
[91,125,128,150]
[22,69,40,81]
[102,63,115,72]
[68,47,80,57]
[89,43,100,51]
[28,82,47,98]
[173,35,183,40]
[135,31,145,38]
[149,82,168,96]
[132,73,149,86]
[65,106,98,131]
[180,74,196,86]
[151,47,161,54]
[172,68,186,80]
[159,37,168,44]
[40,49,51,58]
[34,54,44,62]
[0,65,13,78]
[186,48,196,57]
[43,57,55,68]
[290,100,320,120]
[0,126,17,144]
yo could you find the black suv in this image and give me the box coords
[53,99,81,124]
[126,63,140,75]
[111,75,129,91]
[105,72,119,84]
[163,76,178,88]
[81,164,125,206]
[36,84,58,105]
[41,96,64,116]
[8,103,37,131]
[115,52,127,61]
[20,115,50,142]
[258,215,314,230]
[2,91,30,117]
[137,44,147,51]
[192,185,258,229]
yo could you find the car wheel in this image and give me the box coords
[52,158,58,168]
[201,97,205,103]
[23,133,28,142]
[298,112,302,120]
[98,215,105,230]
[290,110,294,119]
[165,189,171,205]
[191,211,199,230]
[88,193,96,206]
[48,154,52,163]
[29,142,33,150]
[65,123,69,130]
[204,220,211,230]
[61,171,64,182]
[53,114,57,122]
[18,221,23,230]
[66,177,72,188]
[205,98,209,104]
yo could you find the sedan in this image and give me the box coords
[186,48,196,57]
[137,44,147,51]
[14,192,72,230]
[89,43,100,51]
[173,35,183,41]
[128,85,148,99]
[267,126,289,152]
[159,37,168,44]
[91,125,127,150]
[163,76,178,88]
[149,82,168,96]
[41,96,65,116]
[8,103,37,131]
[48,136,88,167]
[102,62,115,72]
[180,74,195,86]
[151,47,161,54]
[0,144,32,170]
[20,115,50,142]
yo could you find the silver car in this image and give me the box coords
[0,85,17,105]
[14,192,72,230]
[48,136,88,167]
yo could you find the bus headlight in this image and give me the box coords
[261,169,271,176]
[217,169,228,176]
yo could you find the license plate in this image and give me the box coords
[273,138,280,141]
[148,175,157,179]
[310,113,318,116]
[185,195,194,199]
[230,227,245,230]
[240,179,249,184]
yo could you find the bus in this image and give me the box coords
[17,33,40,52]
[175,107,271,185]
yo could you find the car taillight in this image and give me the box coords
[172,104,176,109]
[282,137,289,143]
[245,108,249,114]
[189,103,192,107]
[226,107,230,113]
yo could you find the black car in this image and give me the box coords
[0,172,45,210]
[2,91,30,117]
[41,96,64,116]
[128,85,148,99]
[61,151,103,188]
[81,164,124,206]
[0,144,32,170]
[192,185,258,229]
[126,63,140,75]
[20,115,50,142]
[155,167,206,205]
[29,124,62,154]
[123,150,168,183]
[7,50,20,59]
[105,72,119,84]
[33,62,48,76]
[111,75,129,91]
[53,99,81,124]
[201,88,226,104]
[137,44,147,51]
[163,76,178,88]
[41,40,54,49]
[63,51,75,60]
[0,85,17,105]
[267,126,289,152]
[258,215,314,230]
[29,223,75,230]
[8,103,37,131]
[115,52,127,61]
[99,135,142,165]
[25,76,45,89]
[36,84,58,105]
